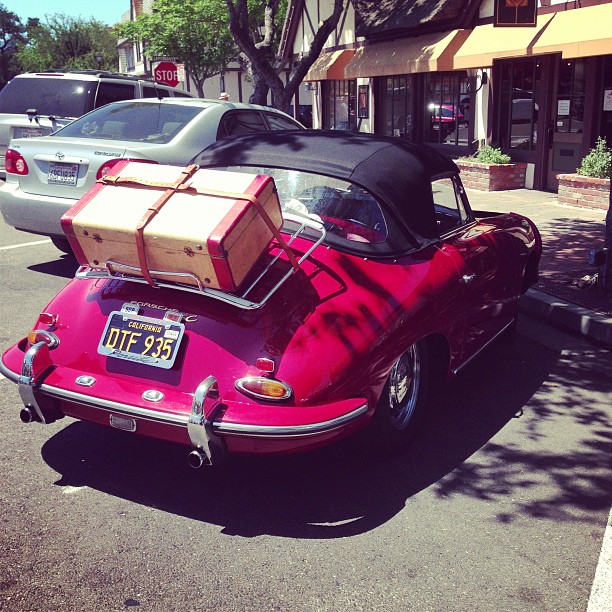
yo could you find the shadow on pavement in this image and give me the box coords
[28,253,79,280]
[39,330,612,539]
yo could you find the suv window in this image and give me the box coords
[95,82,137,108]
[142,85,171,98]
[0,78,91,118]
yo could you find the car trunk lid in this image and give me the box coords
[10,136,151,199]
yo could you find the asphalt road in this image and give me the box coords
[1,221,611,611]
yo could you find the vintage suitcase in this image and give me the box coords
[61,161,288,292]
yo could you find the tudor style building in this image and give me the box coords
[282,0,612,191]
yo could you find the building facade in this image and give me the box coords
[284,0,612,190]
[115,0,255,102]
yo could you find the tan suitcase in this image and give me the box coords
[61,161,285,292]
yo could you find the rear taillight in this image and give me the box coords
[96,158,157,180]
[5,148,29,175]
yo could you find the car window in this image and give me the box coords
[95,82,138,108]
[143,85,171,98]
[56,101,205,143]
[265,112,302,130]
[219,111,268,137]
[219,166,388,244]
[0,77,91,118]
[432,177,471,235]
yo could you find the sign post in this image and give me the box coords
[154,61,179,87]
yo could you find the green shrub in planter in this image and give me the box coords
[577,136,612,179]
[458,145,511,165]
[473,145,511,164]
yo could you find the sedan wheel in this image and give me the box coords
[50,236,73,254]
[374,341,430,448]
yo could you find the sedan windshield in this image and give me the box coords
[223,166,388,245]
[55,102,207,143]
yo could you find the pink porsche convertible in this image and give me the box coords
[0,131,541,468]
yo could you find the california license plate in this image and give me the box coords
[17,127,45,138]
[48,161,79,185]
[98,311,185,369]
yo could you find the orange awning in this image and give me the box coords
[344,30,470,78]
[304,50,355,82]
[454,13,555,69]
[532,4,612,58]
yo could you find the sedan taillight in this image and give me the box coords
[96,158,157,180]
[5,149,29,175]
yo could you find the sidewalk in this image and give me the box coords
[465,188,612,348]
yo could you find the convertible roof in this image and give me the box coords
[196,130,459,250]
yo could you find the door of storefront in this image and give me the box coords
[545,58,590,191]
[601,57,612,146]
[322,80,357,131]
[494,55,555,190]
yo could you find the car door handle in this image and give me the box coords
[462,273,477,284]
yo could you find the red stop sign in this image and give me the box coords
[154,61,179,87]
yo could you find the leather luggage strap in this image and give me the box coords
[133,165,198,286]
[100,168,299,287]
[194,187,299,272]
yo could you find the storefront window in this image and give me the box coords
[323,80,357,131]
[600,57,612,146]
[424,72,469,147]
[497,59,540,151]
[377,76,414,139]
[555,59,585,134]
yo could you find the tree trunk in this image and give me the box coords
[249,74,269,105]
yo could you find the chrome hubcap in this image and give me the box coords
[388,344,420,430]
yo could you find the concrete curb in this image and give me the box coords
[520,289,612,348]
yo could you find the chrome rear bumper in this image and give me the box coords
[2,345,368,465]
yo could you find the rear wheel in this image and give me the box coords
[373,341,430,449]
[50,236,72,254]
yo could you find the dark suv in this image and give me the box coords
[0,70,192,177]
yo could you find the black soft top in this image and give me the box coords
[195,130,459,254]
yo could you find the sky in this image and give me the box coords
[2,0,128,26]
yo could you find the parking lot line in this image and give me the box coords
[588,507,612,612]
[0,239,51,251]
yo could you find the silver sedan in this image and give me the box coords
[0,98,303,252]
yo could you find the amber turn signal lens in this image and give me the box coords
[27,330,59,349]
[235,376,292,401]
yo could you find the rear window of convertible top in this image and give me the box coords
[220,166,388,245]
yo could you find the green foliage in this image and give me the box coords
[0,4,28,87]
[473,145,512,164]
[577,136,612,179]
[114,0,236,96]
[14,14,117,72]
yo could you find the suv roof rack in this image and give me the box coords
[35,70,160,83]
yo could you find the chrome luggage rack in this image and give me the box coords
[74,213,326,310]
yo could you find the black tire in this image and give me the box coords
[373,340,430,450]
[50,236,72,254]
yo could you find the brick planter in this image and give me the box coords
[456,160,527,191]
[557,174,610,211]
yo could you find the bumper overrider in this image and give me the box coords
[1,341,369,467]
